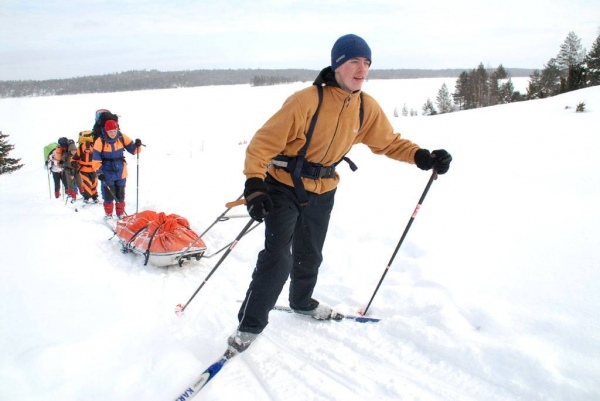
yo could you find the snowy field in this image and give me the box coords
[1,76,599,401]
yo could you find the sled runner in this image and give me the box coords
[115,210,207,267]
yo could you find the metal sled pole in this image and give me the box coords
[175,194,246,266]
[136,151,140,214]
[175,217,257,315]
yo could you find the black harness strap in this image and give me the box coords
[143,221,165,266]
[289,85,324,206]
[278,86,361,206]
[125,222,151,250]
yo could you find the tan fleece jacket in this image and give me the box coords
[244,84,420,194]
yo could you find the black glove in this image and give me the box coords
[414,149,452,174]
[135,138,142,147]
[244,178,273,222]
[97,173,104,181]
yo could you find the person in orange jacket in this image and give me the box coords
[72,131,99,203]
[91,119,142,220]
[228,34,453,352]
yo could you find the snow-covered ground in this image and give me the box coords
[1,77,599,401]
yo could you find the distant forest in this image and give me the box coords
[0,68,534,99]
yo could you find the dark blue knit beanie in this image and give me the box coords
[331,34,372,71]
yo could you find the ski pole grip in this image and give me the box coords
[225,198,247,208]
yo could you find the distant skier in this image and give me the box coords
[72,130,99,203]
[229,34,452,352]
[50,137,79,200]
[92,119,142,220]
[60,140,80,201]
[47,141,66,199]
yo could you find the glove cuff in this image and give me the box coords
[244,178,267,197]
[414,149,432,170]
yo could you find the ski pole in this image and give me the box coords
[175,217,257,315]
[102,181,128,216]
[360,169,438,316]
[61,171,67,200]
[136,151,139,214]
[62,171,70,204]
[135,143,146,215]
[47,166,52,198]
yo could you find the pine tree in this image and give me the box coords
[585,34,600,86]
[0,131,24,175]
[489,65,509,106]
[421,98,437,116]
[556,31,586,73]
[566,63,586,91]
[494,64,508,79]
[435,83,453,113]
[527,70,542,99]
[499,79,515,104]
[453,71,468,110]
[539,58,562,97]
[473,63,489,107]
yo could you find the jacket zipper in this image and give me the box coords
[318,93,353,164]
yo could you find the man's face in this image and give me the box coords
[334,57,370,93]
[106,129,118,138]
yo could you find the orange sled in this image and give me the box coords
[115,210,207,267]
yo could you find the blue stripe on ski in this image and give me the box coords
[272,305,380,323]
[173,348,237,401]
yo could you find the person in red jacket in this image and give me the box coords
[228,34,452,353]
[92,119,142,220]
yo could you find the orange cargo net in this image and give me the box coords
[116,210,206,254]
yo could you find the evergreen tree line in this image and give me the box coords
[0,69,317,98]
[252,75,302,86]
[0,67,533,99]
[452,64,516,110]
[527,31,600,99]
[420,31,600,116]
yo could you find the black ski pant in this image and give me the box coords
[100,178,126,202]
[52,171,67,192]
[238,175,336,334]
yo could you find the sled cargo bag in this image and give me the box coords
[115,210,207,267]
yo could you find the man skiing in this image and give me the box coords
[229,34,452,352]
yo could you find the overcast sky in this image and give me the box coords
[1,0,599,81]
